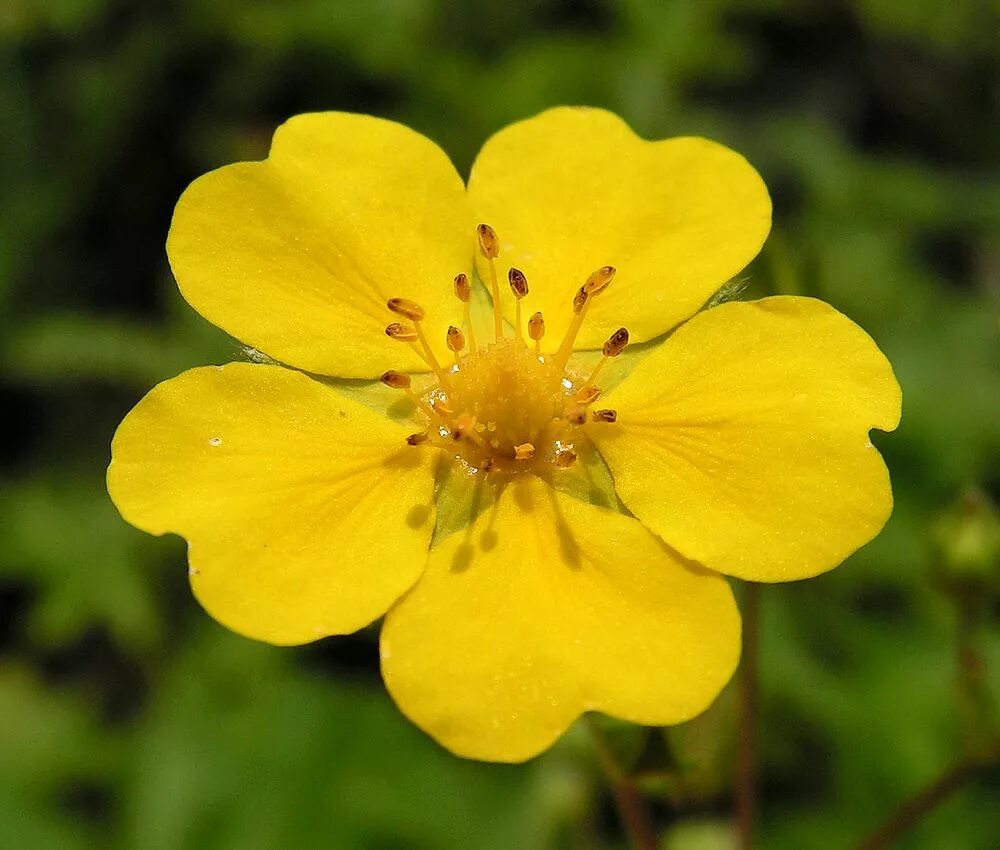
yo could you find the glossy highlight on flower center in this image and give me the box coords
[381,224,627,475]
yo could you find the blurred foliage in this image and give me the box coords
[1,0,998,847]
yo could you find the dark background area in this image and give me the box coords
[1,0,998,847]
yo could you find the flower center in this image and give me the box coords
[380,224,625,476]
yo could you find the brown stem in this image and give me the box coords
[854,753,997,850]
[736,582,760,850]
[585,716,659,850]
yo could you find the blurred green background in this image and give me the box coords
[2,0,998,848]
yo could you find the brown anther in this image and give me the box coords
[528,311,545,341]
[380,370,412,389]
[387,297,425,322]
[480,457,495,473]
[572,286,588,314]
[406,432,429,446]
[514,442,535,461]
[385,322,418,342]
[508,267,529,299]
[477,223,500,259]
[446,325,465,353]
[453,272,471,303]
[575,385,601,405]
[565,406,587,425]
[592,409,618,423]
[602,327,629,357]
[583,265,616,295]
[555,450,578,468]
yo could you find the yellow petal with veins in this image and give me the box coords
[467,106,771,351]
[168,112,471,378]
[381,474,740,762]
[591,297,901,582]
[108,363,437,644]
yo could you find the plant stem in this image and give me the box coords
[585,716,659,850]
[736,582,760,850]
[854,752,998,850]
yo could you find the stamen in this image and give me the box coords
[406,432,429,446]
[585,326,629,386]
[382,370,443,423]
[477,223,499,259]
[575,385,601,405]
[555,450,577,468]
[387,297,425,322]
[528,311,545,356]
[397,304,452,392]
[385,322,418,342]
[565,406,587,426]
[446,325,465,367]
[453,273,477,354]
[380,370,411,390]
[514,442,535,461]
[583,265,616,296]
[555,266,617,368]
[477,223,503,341]
[603,326,629,357]
[508,267,528,342]
[591,409,618,423]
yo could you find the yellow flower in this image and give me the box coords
[107,107,901,762]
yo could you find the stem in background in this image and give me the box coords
[854,754,997,850]
[585,716,659,850]
[736,582,760,850]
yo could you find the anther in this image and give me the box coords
[508,268,528,299]
[555,450,578,468]
[380,370,412,390]
[583,265,616,295]
[586,327,629,386]
[446,325,465,354]
[575,385,601,405]
[556,265,618,367]
[385,322,418,342]
[387,297,425,322]
[592,409,618,423]
[453,272,477,354]
[565,406,587,426]
[514,442,535,461]
[508,267,529,342]
[603,327,629,357]
[477,223,500,259]
[528,310,545,356]
[406,432,429,446]
[477,224,504,340]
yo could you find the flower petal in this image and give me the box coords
[380,474,740,763]
[590,297,902,582]
[107,363,436,644]
[167,113,471,378]
[467,107,771,350]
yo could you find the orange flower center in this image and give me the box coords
[381,224,625,476]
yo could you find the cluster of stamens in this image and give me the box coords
[381,224,626,475]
